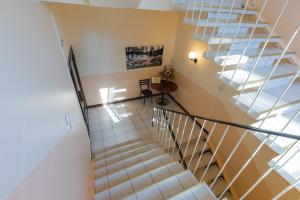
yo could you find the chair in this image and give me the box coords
[139,79,153,105]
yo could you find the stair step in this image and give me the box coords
[184,18,268,28]
[187,151,216,171]
[219,64,299,90]
[94,137,153,160]
[95,162,185,200]
[177,3,257,15]
[205,48,295,66]
[124,171,198,200]
[200,33,281,44]
[95,143,158,169]
[94,153,173,192]
[232,82,300,119]
[211,177,230,197]
[94,148,165,178]
[205,48,295,59]
[195,164,221,183]
[169,183,217,200]
[180,139,209,158]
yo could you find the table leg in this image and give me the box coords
[156,93,169,106]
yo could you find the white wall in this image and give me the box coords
[51,4,179,105]
[0,1,90,200]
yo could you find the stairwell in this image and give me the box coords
[89,98,235,199]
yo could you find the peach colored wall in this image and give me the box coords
[50,4,179,105]
[255,0,300,65]
[81,68,163,105]
[172,13,300,199]
[1,1,90,199]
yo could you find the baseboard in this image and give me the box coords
[87,93,164,108]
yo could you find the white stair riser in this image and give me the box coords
[229,42,261,50]
[217,26,248,34]
[208,12,239,21]
[206,36,281,44]
[176,0,244,8]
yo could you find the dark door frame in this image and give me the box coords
[68,46,89,134]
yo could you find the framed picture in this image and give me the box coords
[125,45,164,69]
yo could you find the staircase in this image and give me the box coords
[92,136,217,200]
[173,0,300,148]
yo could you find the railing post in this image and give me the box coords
[272,178,300,200]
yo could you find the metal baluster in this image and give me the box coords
[236,0,290,104]
[248,24,300,113]
[219,0,252,79]
[177,116,189,155]
[207,0,225,52]
[210,130,248,188]
[227,0,269,83]
[272,178,300,200]
[155,109,162,142]
[172,114,183,155]
[162,112,172,146]
[168,113,177,151]
[185,0,191,19]
[191,0,199,21]
[194,0,205,36]
[201,0,215,40]
[189,120,215,169]
[182,118,197,160]
[240,140,300,199]
[215,0,238,59]
[159,110,167,144]
[199,125,230,180]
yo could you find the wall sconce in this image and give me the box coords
[188,51,198,63]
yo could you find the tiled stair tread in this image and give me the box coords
[204,48,295,58]
[212,177,230,197]
[220,64,299,86]
[94,148,165,178]
[94,138,153,161]
[95,162,185,200]
[233,82,300,115]
[123,171,198,200]
[94,153,174,192]
[184,18,268,27]
[169,183,218,200]
[195,164,221,183]
[187,151,215,171]
[200,33,281,44]
[95,143,158,169]
[177,3,257,14]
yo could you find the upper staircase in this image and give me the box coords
[173,0,300,174]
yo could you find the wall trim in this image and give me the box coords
[87,93,164,108]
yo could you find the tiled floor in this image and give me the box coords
[88,95,184,155]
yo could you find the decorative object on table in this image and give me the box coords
[188,51,198,63]
[160,65,174,81]
[139,79,153,105]
[126,45,164,69]
[151,76,161,84]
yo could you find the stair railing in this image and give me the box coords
[152,107,300,199]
